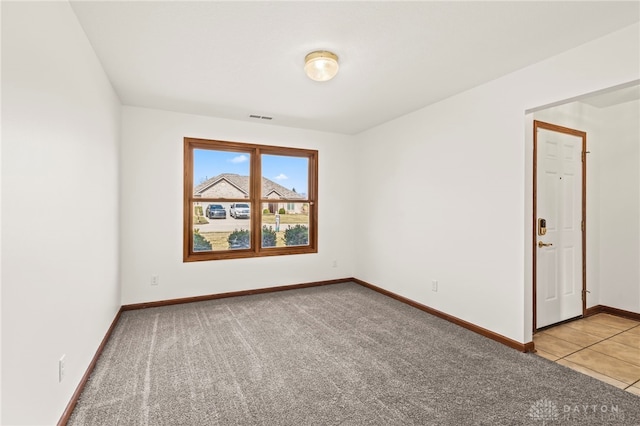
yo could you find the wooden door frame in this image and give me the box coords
[533,120,587,331]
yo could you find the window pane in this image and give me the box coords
[192,202,251,251]
[184,138,317,262]
[261,202,309,248]
[194,149,251,198]
[261,154,308,200]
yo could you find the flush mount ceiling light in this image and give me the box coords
[304,50,339,82]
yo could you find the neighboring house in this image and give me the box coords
[194,173,306,214]
[194,173,250,199]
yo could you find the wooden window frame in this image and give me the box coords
[183,137,318,262]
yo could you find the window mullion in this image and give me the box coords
[252,148,261,253]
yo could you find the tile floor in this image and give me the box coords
[533,313,640,396]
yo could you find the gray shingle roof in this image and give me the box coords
[194,173,249,196]
[194,173,304,199]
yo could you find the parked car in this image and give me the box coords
[206,204,227,219]
[230,203,250,219]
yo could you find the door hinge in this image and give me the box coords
[581,221,585,232]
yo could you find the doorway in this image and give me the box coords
[533,120,587,330]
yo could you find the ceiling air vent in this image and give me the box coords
[249,115,273,120]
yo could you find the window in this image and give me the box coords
[183,138,318,261]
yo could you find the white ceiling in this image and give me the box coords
[70,1,640,135]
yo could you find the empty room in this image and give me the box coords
[2,1,639,425]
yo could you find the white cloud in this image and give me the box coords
[274,173,288,180]
[229,154,248,164]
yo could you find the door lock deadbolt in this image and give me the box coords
[538,218,547,236]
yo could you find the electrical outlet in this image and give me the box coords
[59,355,66,382]
[151,275,159,286]
[332,260,338,268]
[432,280,438,292]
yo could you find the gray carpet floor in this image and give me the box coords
[68,282,640,425]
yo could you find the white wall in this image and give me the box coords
[0,2,3,421]
[599,99,640,312]
[354,23,639,345]
[1,3,121,425]
[120,107,356,304]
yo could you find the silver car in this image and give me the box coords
[230,203,250,219]
[206,204,227,219]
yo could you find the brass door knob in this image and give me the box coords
[538,241,553,248]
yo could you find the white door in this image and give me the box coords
[535,123,584,329]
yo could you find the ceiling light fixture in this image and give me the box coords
[304,50,339,82]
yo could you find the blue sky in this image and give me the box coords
[194,149,308,195]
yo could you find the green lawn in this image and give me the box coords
[261,213,309,225]
[196,214,308,251]
[193,215,209,224]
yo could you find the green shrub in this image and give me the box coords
[283,224,308,246]
[263,208,270,214]
[228,229,250,249]
[262,225,277,247]
[193,229,212,251]
[278,207,286,215]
